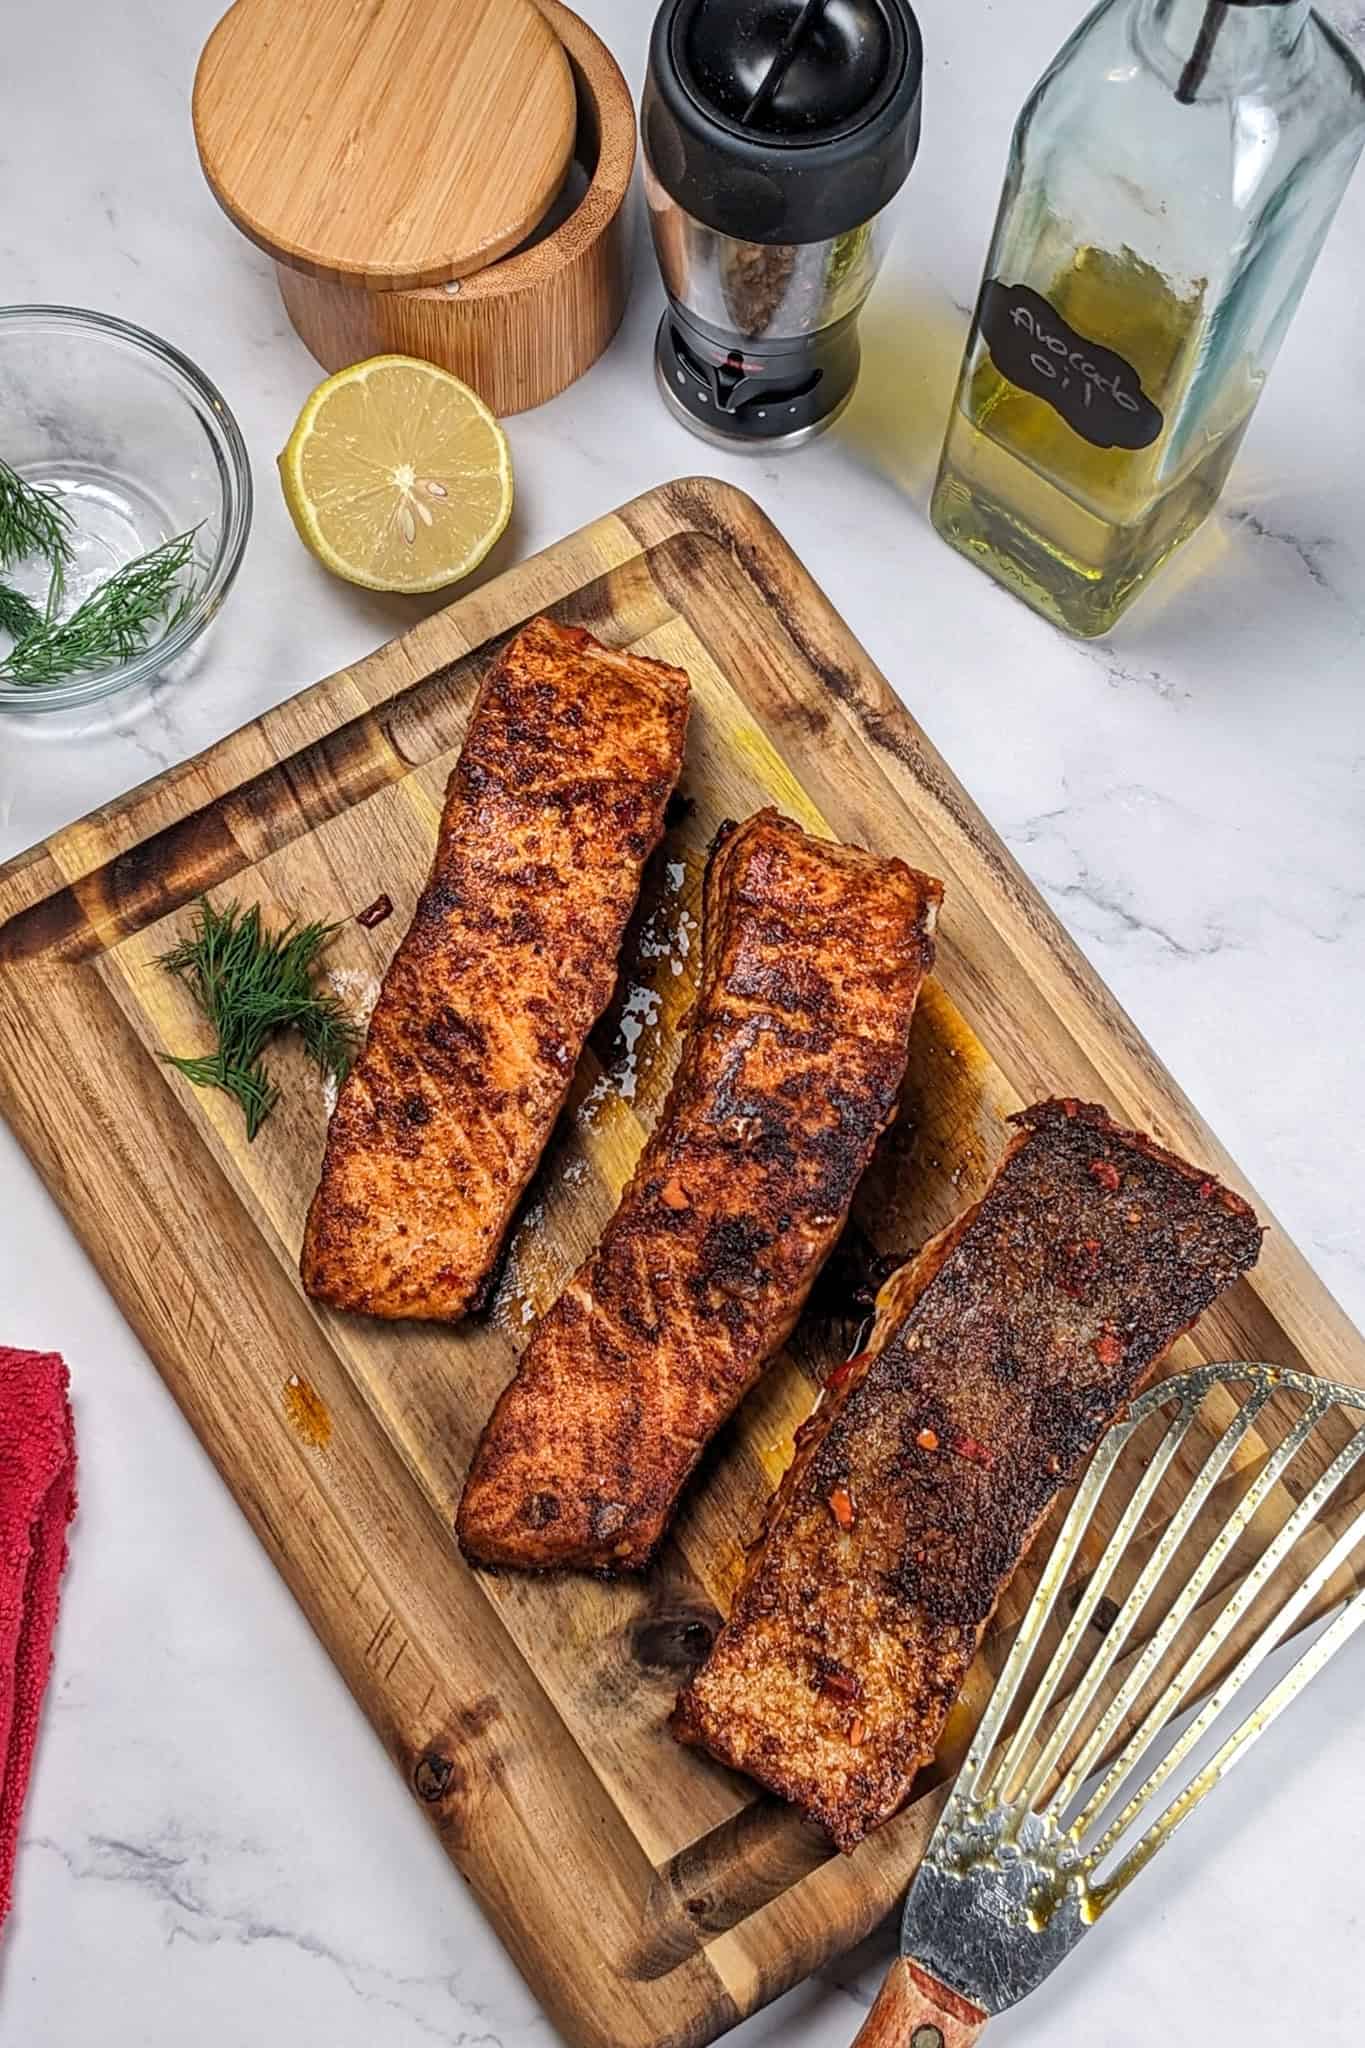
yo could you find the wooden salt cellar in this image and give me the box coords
[193,0,636,415]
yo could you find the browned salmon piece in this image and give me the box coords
[300,617,689,1322]
[456,809,943,1571]
[672,1100,1264,1851]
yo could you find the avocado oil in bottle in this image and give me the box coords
[932,0,1365,637]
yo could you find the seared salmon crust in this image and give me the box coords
[457,809,942,1570]
[672,1099,1263,1850]
[300,617,689,1322]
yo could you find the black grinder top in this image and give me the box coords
[643,0,925,245]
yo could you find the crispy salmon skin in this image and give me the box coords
[456,809,943,1572]
[672,1099,1263,1851]
[300,617,689,1322]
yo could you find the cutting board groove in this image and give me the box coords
[2,480,1360,2048]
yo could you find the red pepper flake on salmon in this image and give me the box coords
[827,1485,856,1531]
[355,893,393,930]
[819,1665,861,1703]
[300,617,690,1322]
[456,810,942,1570]
[672,1099,1263,1852]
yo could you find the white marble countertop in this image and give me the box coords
[4,1,1365,2042]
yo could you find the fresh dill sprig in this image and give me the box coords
[159,897,361,1140]
[0,456,74,578]
[0,580,42,644]
[0,528,201,686]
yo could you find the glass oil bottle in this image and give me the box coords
[932,0,1365,637]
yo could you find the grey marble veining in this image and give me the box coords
[3,1,1365,2044]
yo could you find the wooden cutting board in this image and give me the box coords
[1,480,1360,2048]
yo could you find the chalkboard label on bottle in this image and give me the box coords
[979,281,1162,450]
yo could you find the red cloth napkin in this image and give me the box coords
[0,1348,76,1934]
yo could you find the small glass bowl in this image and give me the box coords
[0,306,252,714]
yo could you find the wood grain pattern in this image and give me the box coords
[272,2,636,414]
[851,1960,987,2048]
[1,479,1361,2048]
[193,0,576,292]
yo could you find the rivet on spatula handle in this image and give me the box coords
[851,1957,988,2048]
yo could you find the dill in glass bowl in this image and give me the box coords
[0,306,252,713]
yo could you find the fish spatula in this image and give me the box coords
[851,1360,1365,2045]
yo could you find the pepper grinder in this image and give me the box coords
[641,0,923,449]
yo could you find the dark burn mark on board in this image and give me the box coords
[412,1691,503,1813]
[630,1605,720,1679]
[450,1694,502,1741]
[0,881,87,967]
[102,806,242,945]
[412,1751,456,1802]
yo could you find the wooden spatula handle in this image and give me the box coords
[851,1957,988,2048]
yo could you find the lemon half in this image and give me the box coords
[278,356,513,593]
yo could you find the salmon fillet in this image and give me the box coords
[456,809,943,1571]
[300,617,689,1322]
[672,1099,1264,1850]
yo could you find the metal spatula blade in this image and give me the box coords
[851,1362,1365,2047]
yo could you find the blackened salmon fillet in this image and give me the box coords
[456,809,943,1570]
[672,1099,1263,1851]
[300,617,689,1321]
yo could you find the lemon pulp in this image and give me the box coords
[278,356,513,593]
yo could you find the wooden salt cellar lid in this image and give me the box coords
[193,0,578,293]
